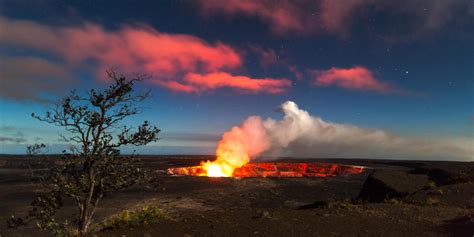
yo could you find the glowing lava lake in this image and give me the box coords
[167,162,365,178]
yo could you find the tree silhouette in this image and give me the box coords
[9,70,160,235]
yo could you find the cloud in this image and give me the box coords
[310,66,402,94]
[227,101,473,161]
[197,0,308,34]
[0,17,291,95]
[157,132,220,149]
[0,126,27,144]
[249,46,305,81]
[0,56,76,102]
[249,46,279,67]
[175,72,291,94]
[0,136,26,144]
[196,0,358,35]
[0,17,241,75]
[196,0,473,38]
[318,0,366,35]
[161,132,220,143]
[0,126,18,132]
[289,65,304,80]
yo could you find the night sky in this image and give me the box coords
[0,0,473,159]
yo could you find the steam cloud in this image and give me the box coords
[226,101,473,162]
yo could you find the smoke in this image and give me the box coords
[216,101,473,163]
[216,116,271,166]
[203,116,271,176]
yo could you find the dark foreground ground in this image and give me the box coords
[0,155,473,237]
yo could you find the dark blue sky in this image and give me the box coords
[0,0,473,156]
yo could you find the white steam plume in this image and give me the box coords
[229,101,473,162]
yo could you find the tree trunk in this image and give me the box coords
[79,222,89,235]
[79,173,95,235]
[79,202,90,235]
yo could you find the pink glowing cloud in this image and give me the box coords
[289,65,304,80]
[250,46,279,67]
[0,17,292,95]
[196,0,472,37]
[197,0,306,34]
[177,72,291,94]
[0,17,241,76]
[311,66,396,93]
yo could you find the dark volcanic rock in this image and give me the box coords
[410,165,474,185]
[358,170,430,202]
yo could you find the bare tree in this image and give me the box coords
[8,70,160,235]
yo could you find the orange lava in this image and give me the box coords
[167,162,364,178]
